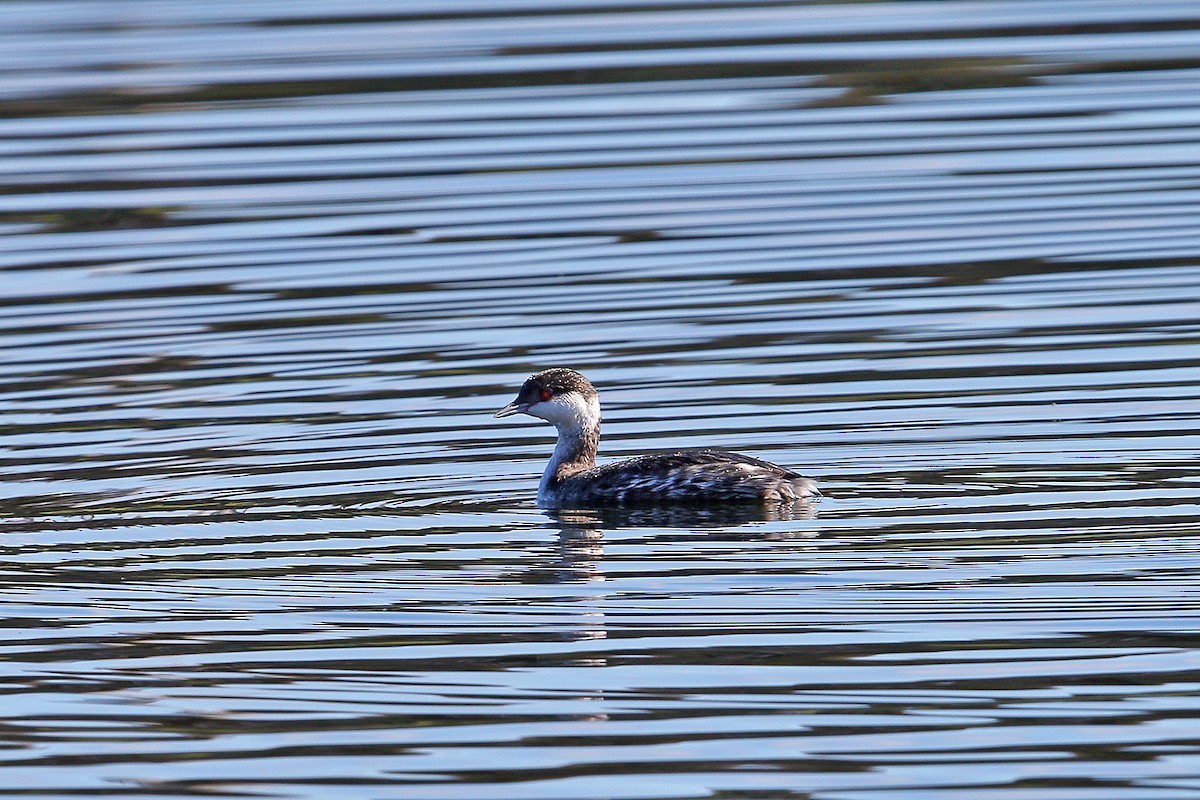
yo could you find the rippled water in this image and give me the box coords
[3,1,1200,798]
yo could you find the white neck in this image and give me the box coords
[532,392,601,497]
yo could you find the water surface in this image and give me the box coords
[2,1,1200,798]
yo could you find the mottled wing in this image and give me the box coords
[563,450,812,505]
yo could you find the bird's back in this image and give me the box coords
[545,449,817,507]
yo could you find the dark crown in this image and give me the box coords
[517,368,596,403]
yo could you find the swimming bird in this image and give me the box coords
[495,368,817,507]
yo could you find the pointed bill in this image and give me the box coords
[494,399,529,418]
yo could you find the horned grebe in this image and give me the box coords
[495,368,818,507]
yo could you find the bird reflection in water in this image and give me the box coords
[523,500,821,716]
[542,500,820,583]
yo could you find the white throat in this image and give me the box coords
[528,392,601,497]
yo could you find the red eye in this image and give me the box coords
[539,388,553,402]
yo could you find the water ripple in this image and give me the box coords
[1,1,1199,798]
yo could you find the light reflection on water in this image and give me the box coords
[1,1,1200,798]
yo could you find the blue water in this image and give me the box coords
[2,1,1200,798]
